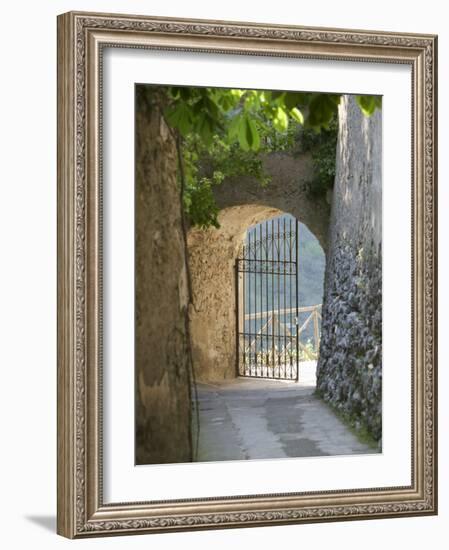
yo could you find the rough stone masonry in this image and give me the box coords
[316,95,382,444]
[134,87,192,464]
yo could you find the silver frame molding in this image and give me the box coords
[57,11,438,538]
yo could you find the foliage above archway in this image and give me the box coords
[159,86,381,228]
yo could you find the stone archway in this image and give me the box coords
[188,205,279,382]
[188,204,325,383]
[187,144,331,383]
[213,150,330,254]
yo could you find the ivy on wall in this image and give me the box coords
[156,85,380,227]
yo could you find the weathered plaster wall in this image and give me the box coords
[214,151,330,253]
[188,205,283,382]
[188,150,329,383]
[316,95,382,443]
[135,87,192,464]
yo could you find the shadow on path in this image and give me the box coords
[195,362,376,463]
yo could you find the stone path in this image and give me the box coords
[194,361,375,462]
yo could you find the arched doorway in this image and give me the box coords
[236,214,322,381]
[187,205,325,384]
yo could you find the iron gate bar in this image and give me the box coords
[274,218,281,376]
[265,221,269,374]
[271,219,274,377]
[259,222,262,377]
[236,215,304,380]
[289,218,293,377]
[283,219,287,376]
[296,218,299,379]
[248,229,252,372]
[238,259,296,274]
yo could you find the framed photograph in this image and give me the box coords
[57,11,438,538]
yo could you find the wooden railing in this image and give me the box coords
[243,304,322,361]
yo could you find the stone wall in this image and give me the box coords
[135,87,192,464]
[316,95,382,443]
[214,151,330,253]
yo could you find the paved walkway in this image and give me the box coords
[194,362,375,462]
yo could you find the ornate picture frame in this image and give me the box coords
[57,11,437,538]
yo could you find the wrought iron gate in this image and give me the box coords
[235,216,300,380]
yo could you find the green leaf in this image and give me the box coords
[169,87,181,99]
[203,96,220,120]
[272,106,289,132]
[243,90,262,111]
[290,107,304,124]
[169,86,194,101]
[355,95,381,117]
[230,89,244,100]
[283,92,310,110]
[246,117,260,151]
[216,92,237,112]
[191,112,211,145]
[232,115,259,152]
[306,94,340,130]
[228,114,242,141]
[271,90,285,100]
[164,102,193,136]
[237,116,251,151]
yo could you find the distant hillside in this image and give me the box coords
[298,221,325,307]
